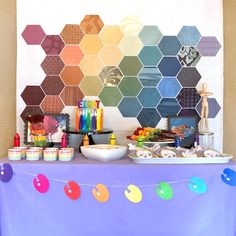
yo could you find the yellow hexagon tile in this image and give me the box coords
[99,46,123,65]
[119,36,143,56]
[79,35,104,55]
[99,26,123,45]
[79,76,103,96]
[79,55,103,76]
[119,16,143,36]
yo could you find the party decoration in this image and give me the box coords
[124,184,142,203]
[61,133,67,148]
[64,181,81,200]
[33,174,50,193]
[0,163,13,182]
[155,181,173,200]
[13,133,20,147]
[92,184,109,202]
[188,176,207,194]
[221,168,236,186]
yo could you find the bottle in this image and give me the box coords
[110,133,116,145]
[14,133,20,147]
[175,136,180,148]
[61,133,67,148]
[83,134,89,146]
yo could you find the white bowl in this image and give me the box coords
[81,144,127,161]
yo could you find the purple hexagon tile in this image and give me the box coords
[22,25,46,45]
[196,98,221,118]
[197,37,221,56]
[41,35,65,55]
[177,88,201,108]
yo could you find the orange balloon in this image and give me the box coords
[92,184,109,203]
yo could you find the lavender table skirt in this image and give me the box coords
[0,155,236,236]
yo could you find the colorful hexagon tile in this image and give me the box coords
[60,86,84,106]
[80,35,104,55]
[98,66,123,86]
[119,35,143,56]
[79,76,103,96]
[118,77,142,96]
[177,67,201,87]
[20,106,43,122]
[99,26,123,45]
[138,87,162,107]
[119,56,142,76]
[80,15,104,34]
[138,67,162,86]
[119,16,143,36]
[158,57,182,76]
[157,98,181,117]
[137,108,161,127]
[178,109,201,123]
[40,96,65,113]
[41,35,65,55]
[177,26,201,46]
[177,88,201,108]
[60,24,85,44]
[60,46,84,65]
[138,26,163,45]
[99,87,123,106]
[178,46,201,66]
[60,66,84,85]
[79,55,103,76]
[21,86,45,105]
[40,76,65,95]
[196,98,221,118]
[138,46,163,66]
[21,25,46,45]
[158,77,181,98]
[118,97,142,117]
[196,37,221,56]
[158,36,182,56]
[41,56,65,76]
[99,46,123,65]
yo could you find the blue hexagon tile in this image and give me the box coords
[138,67,162,86]
[137,108,161,127]
[157,98,181,117]
[177,26,201,46]
[177,67,201,87]
[158,36,182,56]
[158,57,182,76]
[138,46,162,66]
[178,46,201,66]
[158,77,181,97]
[197,36,221,56]
[196,98,221,118]
[118,97,142,117]
[138,87,161,107]
[177,88,201,108]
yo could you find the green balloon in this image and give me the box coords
[155,181,173,200]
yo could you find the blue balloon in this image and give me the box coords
[221,168,236,186]
[188,176,207,194]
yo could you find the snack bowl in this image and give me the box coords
[81,144,127,162]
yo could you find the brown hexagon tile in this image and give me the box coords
[21,86,45,105]
[60,66,84,85]
[20,105,43,122]
[60,46,84,65]
[40,96,64,113]
[41,35,65,55]
[41,56,65,75]
[60,24,85,44]
[80,15,104,34]
[60,86,84,106]
[21,25,46,45]
[79,76,103,96]
[40,76,65,95]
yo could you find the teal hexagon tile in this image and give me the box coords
[177,67,201,87]
[138,26,163,45]
[118,97,142,117]
[99,87,122,106]
[158,77,181,97]
[158,57,181,76]
[138,46,162,66]
[138,87,161,107]
[137,108,161,127]
[178,46,201,66]
[138,67,162,86]
[158,36,182,56]
[98,66,123,86]
[118,77,142,96]
[177,26,201,46]
[118,56,142,76]
[157,98,181,117]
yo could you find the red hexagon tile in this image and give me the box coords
[22,25,46,45]
[21,86,45,105]
[60,24,85,44]
[41,56,65,75]
[80,15,104,34]
[60,66,84,85]
[41,35,65,55]
[20,105,43,122]
[60,86,84,106]
[40,96,64,113]
[40,76,65,95]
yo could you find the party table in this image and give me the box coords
[0,155,236,236]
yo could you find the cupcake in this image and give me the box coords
[26,149,40,161]
[58,148,72,161]
[13,146,27,158]
[8,148,22,161]
[43,148,58,161]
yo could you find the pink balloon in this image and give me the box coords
[33,174,50,193]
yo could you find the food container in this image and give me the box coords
[8,148,22,161]
[43,148,58,161]
[26,149,41,161]
[58,148,72,161]
[13,146,28,158]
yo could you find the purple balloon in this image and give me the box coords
[0,163,13,182]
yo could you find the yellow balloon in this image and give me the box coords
[124,184,142,203]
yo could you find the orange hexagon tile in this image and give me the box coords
[60,24,84,44]
[99,46,123,65]
[79,55,103,76]
[40,96,64,113]
[99,26,123,45]
[60,86,84,106]
[60,66,84,85]
[80,15,104,34]
[119,36,143,56]
[79,35,104,55]
[60,46,84,65]
[79,76,103,96]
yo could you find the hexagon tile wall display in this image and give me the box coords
[20,21,222,127]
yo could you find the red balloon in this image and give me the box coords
[64,181,81,200]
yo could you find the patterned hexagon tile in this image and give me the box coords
[137,108,161,127]
[138,26,163,45]
[119,35,143,56]
[20,106,43,122]
[119,16,143,36]
[119,56,142,76]
[138,67,162,86]
[60,46,84,65]
[80,35,104,55]
[99,87,123,106]
[60,86,84,106]
[177,26,201,46]
[99,26,123,45]
[40,96,65,113]
[118,97,142,117]
[157,98,181,117]
[177,67,201,87]
[79,55,103,76]
[40,76,65,95]
[41,56,65,75]
[178,46,201,66]
[41,35,65,55]
[98,66,123,86]
[118,77,142,96]
[158,77,181,98]
[178,109,201,123]
[138,46,163,66]
[158,57,182,76]
[196,98,221,118]
[196,37,221,56]
[60,24,84,44]
[79,76,103,96]
[21,25,46,45]
[60,66,84,85]
[99,46,123,65]
[80,15,104,34]
[21,86,45,105]
[158,36,182,56]
[137,87,161,107]
[177,88,201,108]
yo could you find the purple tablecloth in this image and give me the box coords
[0,155,236,236]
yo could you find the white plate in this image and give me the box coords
[129,153,233,164]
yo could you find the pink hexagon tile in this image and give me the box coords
[22,25,46,45]
[41,35,65,55]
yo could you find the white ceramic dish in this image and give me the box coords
[81,144,127,161]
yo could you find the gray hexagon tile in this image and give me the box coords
[197,37,221,56]
[178,109,201,123]
[158,36,182,56]
[158,77,181,98]
[177,67,201,87]
[177,26,201,46]
[157,98,181,117]
[138,26,163,45]
[138,67,162,86]
[178,46,201,66]
[137,108,161,127]
[196,98,221,118]
[158,57,182,76]
[118,97,142,117]
[138,87,161,107]
[138,46,162,66]
[98,66,123,86]
[118,77,142,96]
[177,88,201,108]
